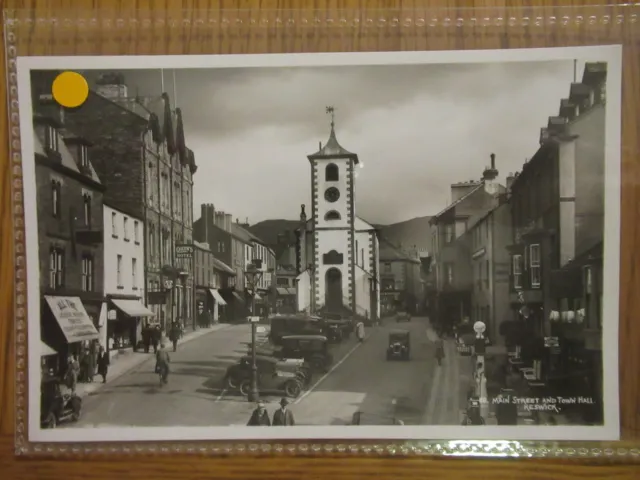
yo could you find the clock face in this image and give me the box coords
[324,187,340,203]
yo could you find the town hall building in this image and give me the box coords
[295,109,380,322]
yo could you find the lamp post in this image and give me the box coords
[244,260,264,402]
[178,271,189,333]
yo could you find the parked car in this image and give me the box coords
[351,411,404,425]
[386,330,411,361]
[276,335,333,372]
[269,314,325,345]
[395,311,411,322]
[323,319,353,342]
[40,375,82,428]
[223,355,310,390]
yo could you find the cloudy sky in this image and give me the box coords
[90,58,593,225]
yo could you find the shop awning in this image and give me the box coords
[44,296,100,343]
[209,289,227,305]
[111,299,155,317]
[277,287,295,295]
[41,341,57,357]
[232,291,245,303]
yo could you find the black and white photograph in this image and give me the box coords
[18,46,622,443]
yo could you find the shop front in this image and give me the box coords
[41,295,101,376]
[276,287,296,314]
[107,296,155,354]
[207,288,227,324]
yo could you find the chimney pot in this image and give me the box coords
[490,153,496,169]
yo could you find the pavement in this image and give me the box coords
[68,317,447,428]
[73,324,234,399]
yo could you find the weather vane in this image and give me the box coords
[325,105,335,128]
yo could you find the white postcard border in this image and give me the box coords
[17,45,622,443]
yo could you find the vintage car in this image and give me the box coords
[276,335,334,372]
[269,314,325,345]
[227,355,306,398]
[386,330,411,360]
[351,411,404,425]
[224,355,310,390]
[395,311,411,322]
[323,319,353,342]
[40,375,82,428]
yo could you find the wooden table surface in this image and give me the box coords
[1,0,639,478]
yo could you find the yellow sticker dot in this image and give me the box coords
[52,71,89,108]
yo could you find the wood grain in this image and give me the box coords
[1,0,639,477]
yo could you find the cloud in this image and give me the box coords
[85,58,594,225]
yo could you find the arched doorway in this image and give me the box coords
[325,268,343,311]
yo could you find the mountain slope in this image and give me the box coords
[377,216,432,253]
[248,215,433,255]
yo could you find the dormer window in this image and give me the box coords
[79,145,89,168]
[46,125,59,151]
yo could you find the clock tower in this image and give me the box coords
[307,107,359,314]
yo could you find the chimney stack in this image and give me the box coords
[225,214,232,231]
[490,153,496,170]
[506,172,515,191]
[300,204,307,223]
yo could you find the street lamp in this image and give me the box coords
[244,260,264,402]
[178,271,189,332]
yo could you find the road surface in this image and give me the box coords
[69,317,466,428]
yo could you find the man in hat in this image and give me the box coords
[247,401,271,426]
[272,398,295,426]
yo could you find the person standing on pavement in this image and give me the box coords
[96,346,109,384]
[272,398,295,426]
[247,401,271,426]
[64,355,80,393]
[152,325,161,353]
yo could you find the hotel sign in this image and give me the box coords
[175,244,194,259]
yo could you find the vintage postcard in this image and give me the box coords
[17,46,622,443]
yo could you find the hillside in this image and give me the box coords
[377,216,432,253]
[247,219,299,246]
[249,215,433,254]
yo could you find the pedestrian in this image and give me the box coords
[272,398,295,426]
[356,320,365,343]
[435,338,445,366]
[64,355,80,393]
[247,401,271,426]
[155,343,170,385]
[96,346,109,384]
[169,322,180,352]
[152,325,161,353]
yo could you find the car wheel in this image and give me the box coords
[239,379,251,397]
[43,412,56,429]
[285,380,302,398]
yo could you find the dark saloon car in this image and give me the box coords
[386,330,411,361]
[276,335,333,372]
[223,355,309,390]
[269,314,325,345]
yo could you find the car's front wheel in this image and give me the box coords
[284,380,302,398]
[239,379,252,397]
[225,374,240,390]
